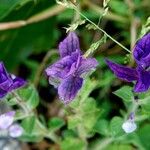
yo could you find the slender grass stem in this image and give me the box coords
[72,5,131,53]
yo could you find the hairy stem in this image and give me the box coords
[71,5,131,53]
[11,91,30,114]
[83,0,128,24]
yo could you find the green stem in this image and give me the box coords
[83,0,128,24]
[12,91,60,143]
[72,5,131,53]
[90,137,113,150]
[12,91,30,114]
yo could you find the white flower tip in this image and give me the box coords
[122,120,137,133]
[9,124,23,138]
[11,74,16,80]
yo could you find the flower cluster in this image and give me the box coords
[106,33,150,92]
[0,62,26,98]
[45,32,98,104]
[0,111,23,138]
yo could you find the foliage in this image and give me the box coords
[0,0,150,150]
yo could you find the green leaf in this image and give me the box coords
[110,117,124,137]
[94,119,110,136]
[18,84,39,109]
[137,124,150,150]
[140,17,150,37]
[21,116,45,142]
[61,138,86,150]
[110,0,128,16]
[68,115,81,129]
[106,144,133,150]
[21,116,36,133]
[0,0,32,20]
[81,98,101,131]
[48,117,65,132]
[113,86,134,102]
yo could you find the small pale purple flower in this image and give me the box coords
[0,111,15,129]
[122,113,137,133]
[106,33,150,92]
[8,124,23,138]
[45,32,98,104]
[0,62,26,98]
[122,120,137,133]
[0,111,23,138]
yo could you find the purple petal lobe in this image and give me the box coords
[0,89,7,98]
[59,32,80,58]
[0,62,26,97]
[0,62,13,91]
[106,59,138,82]
[0,111,15,129]
[134,66,150,92]
[76,58,98,76]
[58,75,83,104]
[9,124,23,138]
[45,51,80,87]
[0,62,10,83]
[133,33,150,68]
[8,75,26,91]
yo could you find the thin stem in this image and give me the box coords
[34,50,58,87]
[11,91,30,114]
[89,137,113,150]
[83,0,128,24]
[12,91,60,143]
[72,5,131,53]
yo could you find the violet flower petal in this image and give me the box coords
[59,32,81,58]
[0,62,13,91]
[0,111,15,129]
[9,124,23,138]
[45,51,80,87]
[8,75,26,91]
[105,59,138,82]
[134,66,150,92]
[133,33,150,68]
[58,75,83,104]
[76,58,98,76]
[0,88,7,98]
[0,62,10,83]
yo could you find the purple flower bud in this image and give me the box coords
[0,111,15,129]
[8,124,23,138]
[0,62,26,99]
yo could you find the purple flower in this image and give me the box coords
[0,62,26,98]
[45,32,98,104]
[106,33,150,92]
[133,33,150,68]
[0,111,23,138]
